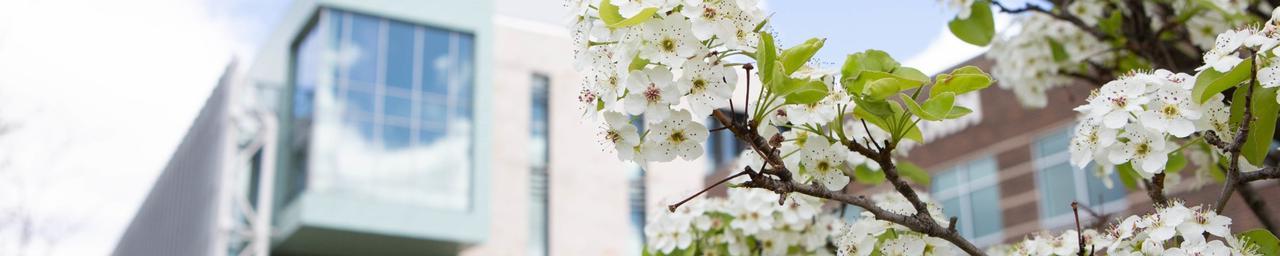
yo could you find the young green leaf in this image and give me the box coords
[598,0,657,28]
[932,66,993,96]
[853,164,886,185]
[1116,163,1139,190]
[758,32,778,85]
[943,106,973,119]
[1240,229,1280,256]
[864,73,927,100]
[901,92,957,121]
[1229,86,1280,166]
[781,38,825,75]
[896,161,930,185]
[782,79,830,104]
[1165,151,1187,173]
[947,0,995,46]
[1047,38,1070,62]
[1193,58,1252,104]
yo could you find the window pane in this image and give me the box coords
[382,123,412,149]
[420,28,450,96]
[346,13,381,84]
[419,100,447,125]
[1085,165,1127,205]
[383,94,412,119]
[385,21,415,92]
[970,186,1002,237]
[452,33,475,120]
[941,198,966,236]
[933,168,961,193]
[1037,129,1070,158]
[1038,163,1078,217]
[344,88,376,114]
[968,157,997,181]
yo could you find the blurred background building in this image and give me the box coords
[112,0,711,255]
[105,0,1280,255]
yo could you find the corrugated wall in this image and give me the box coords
[112,72,229,256]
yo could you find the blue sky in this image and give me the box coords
[769,0,953,67]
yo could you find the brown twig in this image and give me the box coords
[1213,53,1259,214]
[1072,202,1087,256]
[667,169,755,212]
[1144,172,1169,206]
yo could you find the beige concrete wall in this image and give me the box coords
[462,15,708,256]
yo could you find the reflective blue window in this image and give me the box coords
[289,9,478,211]
[931,157,1002,246]
[385,21,415,92]
[345,13,380,84]
[529,74,550,256]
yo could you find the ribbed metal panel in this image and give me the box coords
[112,70,230,256]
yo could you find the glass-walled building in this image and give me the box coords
[114,0,713,255]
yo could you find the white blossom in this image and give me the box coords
[639,13,705,67]
[624,67,679,124]
[643,110,707,161]
[677,57,737,117]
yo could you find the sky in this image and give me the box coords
[0,0,1004,255]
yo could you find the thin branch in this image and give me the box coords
[741,173,986,255]
[1072,202,1087,256]
[667,169,755,212]
[1214,52,1259,214]
[1144,172,1169,206]
[1238,167,1280,183]
[706,109,986,255]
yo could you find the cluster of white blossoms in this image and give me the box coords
[835,192,957,256]
[644,188,843,255]
[1070,21,1280,181]
[976,0,1258,107]
[1069,69,1219,177]
[572,0,764,165]
[986,12,1111,107]
[987,202,1256,256]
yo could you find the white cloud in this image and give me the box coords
[0,0,255,254]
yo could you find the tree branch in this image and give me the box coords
[703,108,986,255]
[1213,53,1259,214]
[1144,172,1169,206]
[740,173,986,255]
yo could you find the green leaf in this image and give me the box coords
[932,66,993,96]
[1116,163,1139,190]
[1210,153,1227,182]
[901,92,957,121]
[1241,229,1280,256]
[1048,38,1070,62]
[841,50,901,95]
[862,71,927,100]
[1165,151,1187,173]
[1240,87,1279,166]
[598,0,657,28]
[854,164,886,185]
[780,38,825,75]
[628,55,650,71]
[782,79,829,104]
[758,32,778,85]
[854,96,894,117]
[1193,58,1252,104]
[943,106,973,119]
[947,0,995,46]
[1099,10,1124,36]
[897,161,930,185]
